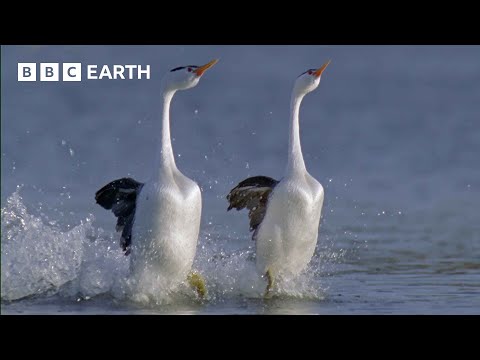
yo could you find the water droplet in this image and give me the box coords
[69,148,74,156]
[204,155,208,160]
[328,178,333,182]
[246,162,249,169]
[61,140,66,146]
[194,109,199,114]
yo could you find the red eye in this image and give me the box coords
[307,70,313,75]
[187,68,192,72]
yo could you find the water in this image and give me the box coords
[1,45,479,314]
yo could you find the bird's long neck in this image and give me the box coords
[156,88,177,176]
[286,92,307,174]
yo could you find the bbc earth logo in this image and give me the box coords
[17,63,151,82]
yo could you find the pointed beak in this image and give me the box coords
[194,59,219,76]
[314,60,331,78]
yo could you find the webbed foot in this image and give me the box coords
[264,268,275,298]
[187,272,207,299]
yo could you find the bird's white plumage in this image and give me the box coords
[131,169,202,288]
[255,171,324,278]
[252,62,330,282]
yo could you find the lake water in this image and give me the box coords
[2,45,479,314]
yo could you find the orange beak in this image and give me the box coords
[314,60,331,78]
[194,59,219,76]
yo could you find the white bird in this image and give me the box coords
[227,60,331,296]
[95,59,219,298]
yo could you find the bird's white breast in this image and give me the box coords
[255,172,324,278]
[130,169,202,287]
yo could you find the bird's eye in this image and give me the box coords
[307,70,313,75]
[187,68,192,72]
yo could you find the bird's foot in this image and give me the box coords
[264,268,275,299]
[187,271,207,299]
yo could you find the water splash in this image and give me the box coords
[1,188,133,302]
[1,189,87,301]
[192,227,337,302]
[1,189,342,307]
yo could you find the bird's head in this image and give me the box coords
[293,60,331,96]
[163,59,219,91]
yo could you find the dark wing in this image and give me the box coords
[226,176,280,241]
[95,177,144,255]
